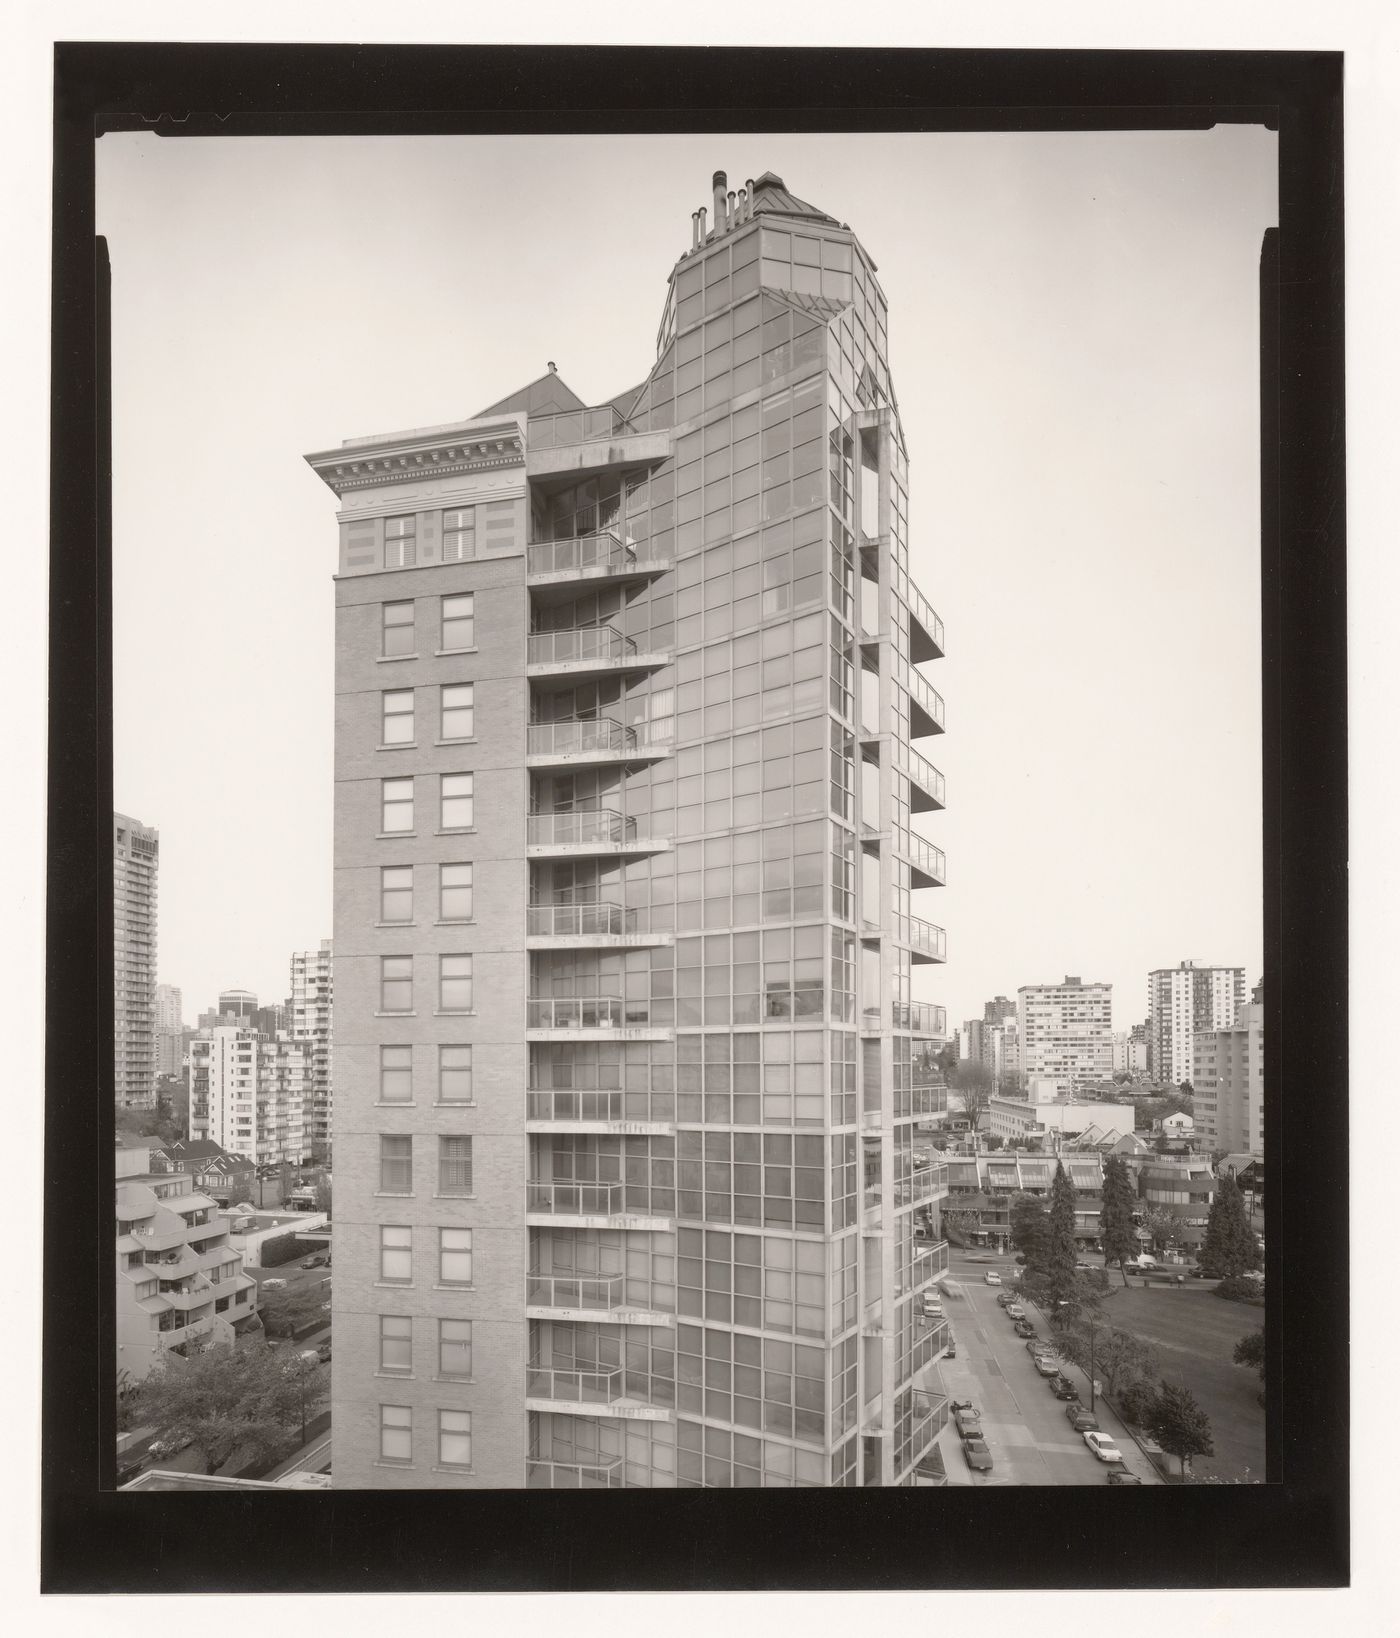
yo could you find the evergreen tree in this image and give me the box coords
[1099,1154,1139,1284]
[1010,1194,1049,1273]
[1199,1172,1262,1277]
[1147,1381,1215,1474]
[1044,1161,1080,1312]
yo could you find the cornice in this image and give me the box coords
[306,423,526,497]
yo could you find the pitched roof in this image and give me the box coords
[748,171,841,230]
[476,370,588,419]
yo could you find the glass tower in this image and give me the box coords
[310,168,949,1488]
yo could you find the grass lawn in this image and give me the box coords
[1101,1284,1265,1481]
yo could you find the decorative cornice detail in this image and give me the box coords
[306,423,527,496]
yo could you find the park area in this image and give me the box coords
[1102,1283,1265,1482]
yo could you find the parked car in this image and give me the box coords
[920,1294,943,1319]
[1027,1340,1056,1360]
[1106,1465,1143,1485]
[1005,1303,1026,1321]
[1049,1375,1080,1400]
[1066,1405,1100,1433]
[149,1431,193,1458]
[983,1271,1002,1285]
[962,1436,994,1472]
[1188,1266,1217,1279]
[996,1291,1015,1308]
[952,1404,982,1437]
[116,1461,146,1487]
[262,1277,288,1290]
[299,1253,328,1269]
[1083,1431,1124,1463]
[1014,1320,1037,1338]
[1033,1353,1061,1376]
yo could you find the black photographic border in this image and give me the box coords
[45,43,1346,1592]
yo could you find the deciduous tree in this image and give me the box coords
[1148,1381,1215,1474]
[1233,1327,1266,1389]
[258,1279,329,1338]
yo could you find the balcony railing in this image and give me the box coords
[527,625,638,667]
[527,530,633,577]
[894,999,946,1036]
[528,718,632,758]
[527,1089,626,1123]
[903,833,947,888]
[525,1366,623,1406]
[911,1164,948,1206]
[528,809,637,849]
[907,666,945,733]
[527,1273,626,1312]
[897,746,947,812]
[906,915,947,963]
[913,1242,949,1289]
[528,902,626,938]
[527,996,655,1031]
[906,580,945,661]
[907,1083,947,1118]
[526,1180,625,1217]
[527,407,625,450]
[526,1456,625,1489]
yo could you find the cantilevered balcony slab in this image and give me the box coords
[525,1274,676,1328]
[526,424,673,485]
[907,667,945,737]
[899,833,946,888]
[526,997,674,1043]
[895,746,947,813]
[527,625,671,688]
[905,915,947,964]
[907,579,945,663]
[526,530,670,602]
[527,809,672,862]
[526,902,675,951]
[526,718,673,772]
[525,1090,675,1136]
[891,1000,947,1036]
[525,1181,675,1233]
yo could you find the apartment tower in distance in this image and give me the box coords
[292,939,335,1163]
[114,813,159,1111]
[307,169,950,1488]
[1193,979,1264,1154]
[1148,960,1246,1088]
[1016,976,1113,1097]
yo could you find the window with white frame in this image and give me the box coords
[379,1403,412,1462]
[381,864,413,923]
[438,1135,473,1196]
[382,688,414,746]
[379,1314,412,1374]
[438,1226,472,1285]
[440,773,473,829]
[438,1044,473,1104]
[380,955,413,1012]
[441,593,474,651]
[384,516,416,569]
[440,683,474,741]
[379,1044,413,1104]
[438,1318,472,1379]
[439,862,473,921]
[439,954,473,1013]
[379,1134,413,1194]
[438,1408,472,1469]
[382,600,415,656]
[381,777,414,833]
[442,508,475,563]
[379,1225,412,1283]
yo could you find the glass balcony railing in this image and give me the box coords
[528,809,634,849]
[913,1241,949,1289]
[527,996,655,1031]
[526,1180,625,1217]
[527,1273,626,1312]
[902,833,946,887]
[527,407,625,450]
[527,1089,626,1123]
[893,999,947,1036]
[527,530,635,577]
[528,902,626,938]
[908,1083,947,1119]
[528,718,631,758]
[906,916,947,962]
[526,1456,625,1489]
[897,746,947,811]
[911,1163,948,1206]
[527,625,638,667]
[906,580,945,660]
[525,1366,624,1405]
[907,666,945,733]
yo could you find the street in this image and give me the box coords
[931,1250,1161,1486]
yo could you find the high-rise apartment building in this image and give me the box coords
[307,168,950,1488]
[1147,961,1246,1088]
[188,1027,308,1166]
[1193,979,1264,1154]
[155,983,185,1077]
[983,1017,1019,1089]
[291,939,334,1163]
[114,813,160,1110]
[982,995,1016,1026]
[1016,976,1113,1096]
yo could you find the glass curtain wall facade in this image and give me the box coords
[310,168,949,1488]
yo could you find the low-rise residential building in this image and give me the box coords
[1136,1154,1216,1248]
[987,1092,1135,1147]
[116,1139,260,1379]
[944,1150,1106,1251]
[157,1138,257,1207]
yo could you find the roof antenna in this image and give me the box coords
[547,361,557,373]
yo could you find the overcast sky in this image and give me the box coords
[97,127,1276,1032]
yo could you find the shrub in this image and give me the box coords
[1214,1275,1265,1305]
[1115,1378,1158,1427]
[259,1231,305,1268]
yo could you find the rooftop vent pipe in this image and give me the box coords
[712,170,727,235]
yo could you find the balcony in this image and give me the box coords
[526,1273,675,1327]
[526,1178,674,1232]
[912,1241,949,1290]
[528,406,624,448]
[527,624,669,687]
[911,1163,948,1207]
[526,996,672,1043]
[906,579,945,663]
[526,717,673,771]
[907,667,945,737]
[527,808,671,861]
[893,999,946,1036]
[526,1089,676,1136]
[526,412,673,484]
[905,915,947,964]
[526,1456,625,1489]
[526,902,674,951]
[526,529,669,598]
[896,746,946,813]
[901,832,946,889]
[524,1366,673,1422]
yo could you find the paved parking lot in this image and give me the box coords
[932,1254,1160,1486]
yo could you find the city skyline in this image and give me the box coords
[99,129,1274,1030]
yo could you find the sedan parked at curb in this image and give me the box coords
[1033,1353,1061,1376]
[996,1291,1015,1308]
[1066,1405,1100,1432]
[1106,1465,1143,1485]
[1083,1431,1124,1463]
[953,1403,982,1437]
[962,1436,994,1472]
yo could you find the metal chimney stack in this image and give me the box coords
[712,170,728,235]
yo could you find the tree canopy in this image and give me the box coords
[1233,1327,1266,1387]
[133,1342,328,1475]
[1044,1161,1080,1310]
[1148,1381,1215,1472]
[258,1279,330,1338]
[1098,1154,1139,1280]
[1198,1173,1262,1277]
[1010,1194,1049,1274]
[1056,1322,1159,1397]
